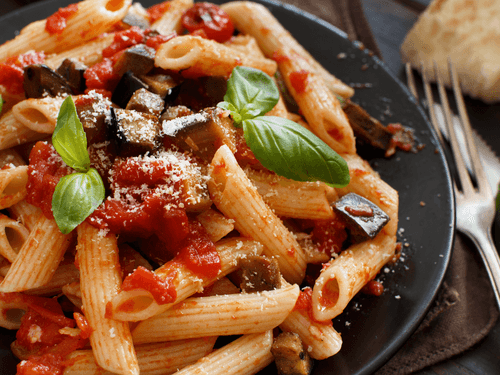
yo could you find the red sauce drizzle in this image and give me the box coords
[293,287,332,326]
[289,70,309,93]
[345,205,374,217]
[121,266,177,305]
[271,50,290,63]
[146,32,176,50]
[73,312,93,339]
[0,51,45,94]
[311,214,347,257]
[25,142,73,219]
[45,3,79,35]
[147,1,171,23]
[14,298,86,375]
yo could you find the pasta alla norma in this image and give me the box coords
[0,1,402,374]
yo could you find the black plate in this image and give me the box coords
[0,1,454,374]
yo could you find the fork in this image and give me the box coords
[406,61,500,309]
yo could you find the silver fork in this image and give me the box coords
[406,61,500,309]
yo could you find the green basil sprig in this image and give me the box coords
[218,66,350,187]
[51,96,105,234]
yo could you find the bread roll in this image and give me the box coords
[401,0,500,103]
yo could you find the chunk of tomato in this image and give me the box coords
[181,2,234,43]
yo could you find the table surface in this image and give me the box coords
[1,0,500,374]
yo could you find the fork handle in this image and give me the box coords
[469,229,500,310]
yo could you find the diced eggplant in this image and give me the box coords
[56,58,87,94]
[139,73,183,101]
[342,100,393,152]
[74,94,111,144]
[23,64,73,99]
[113,44,156,77]
[126,88,165,117]
[174,76,227,111]
[112,71,149,108]
[271,332,313,375]
[160,107,237,161]
[106,107,161,156]
[230,255,282,293]
[121,3,151,29]
[333,193,390,243]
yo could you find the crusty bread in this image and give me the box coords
[401,0,500,103]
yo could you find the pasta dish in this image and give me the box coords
[0,1,399,374]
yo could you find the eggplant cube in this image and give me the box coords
[107,108,160,156]
[126,88,165,117]
[113,44,155,77]
[23,64,73,99]
[56,58,87,94]
[333,193,390,243]
[112,71,149,108]
[139,73,182,101]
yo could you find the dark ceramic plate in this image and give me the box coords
[0,1,454,374]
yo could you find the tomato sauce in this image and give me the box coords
[26,142,73,220]
[0,51,45,95]
[361,280,384,296]
[289,70,309,93]
[14,298,86,375]
[45,3,79,35]
[312,214,347,256]
[121,266,177,305]
[293,287,332,326]
[147,1,171,23]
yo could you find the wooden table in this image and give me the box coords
[1,0,499,374]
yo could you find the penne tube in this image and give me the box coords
[0,214,30,263]
[151,0,194,35]
[221,1,354,99]
[25,261,80,296]
[208,145,307,285]
[64,337,217,375]
[246,168,336,220]
[311,153,399,321]
[0,0,132,61]
[0,214,74,293]
[224,34,266,58]
[62,281,83,310]
[155,35,277,78]
[196,208,235,243]
[131,284,300,344]
[77,221,139,375]
[0,148,26,168]
[12,97,65,134]
[0,165,28,210]
[280,309,342,360]
[222,1,355,154]
[45,33,115,69]
[0,110,45,151]
[7,200,42,232]
[0,292,33,329]
[175,331,274,375]
[108,237,264,322]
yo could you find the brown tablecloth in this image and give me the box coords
[278,0,499,374]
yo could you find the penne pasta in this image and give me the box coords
[175,331,274,375]
[151,0,194,35]
[131,284,300,343]
[0,165,28,210]
[0,110,45,151]
[108,237,264,321]
[64,338,217,375]
[12,97,65,134]
[77,221,139,375]
[0,214,30,263]
[0,214,74,293]
[208,145,307,285]
[0,0,132,61]
[155,35,277,78]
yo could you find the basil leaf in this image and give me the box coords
[0,95,3,115]
[52,168,105,234]
[52,96,90,172]
[219,66,279,123]
[243,116,350,187]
